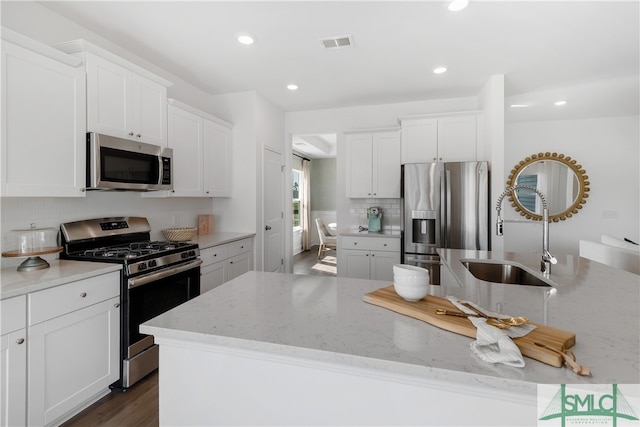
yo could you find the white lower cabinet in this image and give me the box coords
[27,272,120,427]
[339,236,400,282]
[200,238,253,293]
[1,295,27,427]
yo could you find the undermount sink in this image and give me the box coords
[461,260,553,287]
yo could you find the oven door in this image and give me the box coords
[121,259,201,387]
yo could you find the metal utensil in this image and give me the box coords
[460,301,528,326]
[435,309,511,329]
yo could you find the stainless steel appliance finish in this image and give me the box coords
[60,217,200,389]
[87,133,173,191]
[402,162,489,284]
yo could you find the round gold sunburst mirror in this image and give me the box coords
[507,152,590,222]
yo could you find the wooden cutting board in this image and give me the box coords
[363,285,576,368]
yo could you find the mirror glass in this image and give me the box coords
[507,152,589,222]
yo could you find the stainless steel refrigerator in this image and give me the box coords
[401,162,489,284]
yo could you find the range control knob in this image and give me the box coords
[138,263,147,271]
[148,260,158,268]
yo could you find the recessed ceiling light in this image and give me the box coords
[287,84,299,91]
[433,66,448,74]
[554,100,567,106]
[447,0,469,12]
[510,104,529,108]
[236,33,255,45]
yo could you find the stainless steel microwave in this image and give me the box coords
[87,133,173,191]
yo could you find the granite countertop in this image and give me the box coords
[193,232,255,249]
[141,252,640,392]
[1,260,122,300]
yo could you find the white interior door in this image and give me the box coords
[264,148,283,272]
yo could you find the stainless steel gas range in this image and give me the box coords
[60,217,201,389]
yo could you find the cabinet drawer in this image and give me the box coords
[227,238,251,258]
[200,245,229,267]
[1,295,26,335]
[28,272,120,326]
[341,236,400,252]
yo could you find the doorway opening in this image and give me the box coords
[291,134,337,276]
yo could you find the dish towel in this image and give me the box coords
[446,297,537,368]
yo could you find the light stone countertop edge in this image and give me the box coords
[193,232,256,249]
[1,260,122,300]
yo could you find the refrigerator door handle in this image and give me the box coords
[445,168,452,248]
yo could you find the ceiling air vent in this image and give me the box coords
[320,35,354,49]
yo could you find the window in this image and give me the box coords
[292,169,301,228]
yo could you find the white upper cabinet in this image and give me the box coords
[167,103,204,197]
[1,29,86,197]
[145,99,233,198]
[86,52,168,146]
[54,39,172,147]
[345,128,401,198]
[203,118,232,197]
[400,113,482,164]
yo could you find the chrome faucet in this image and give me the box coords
[495,185,557,275]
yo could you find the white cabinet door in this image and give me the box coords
[201,261,227,293]
[132,74,167,146]
[370,250,400,282]
[86,52,131,140]
[203,119,232,197]
[345,133,373,197]
[1,330,27,427]
[228,252,252,281]
[342,249,372,279]
[401,118,438,164]
[28,297,120,427]
[167,104,204,197]
[1,41,86,197]
[437,115,477,162]
[401,115,478,164]
[86,53,167,146]
[372,131,401,198]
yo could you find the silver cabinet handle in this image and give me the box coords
[16,338,25,345]
[383,243,387,247]
[80,292,87,298]
[265,225,272,230]
[129,132,134,136]
[353,242,358,245]
[114,303,120,308]
[136,134,141,138]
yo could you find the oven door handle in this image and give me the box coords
[128,259,203,289]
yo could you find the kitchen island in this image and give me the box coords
[141,251,639,426]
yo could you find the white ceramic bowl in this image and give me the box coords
[393,275,429,302]
[393,264,430,277]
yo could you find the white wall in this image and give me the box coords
[504,115,640,255]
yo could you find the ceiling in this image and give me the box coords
[39,1,639,155]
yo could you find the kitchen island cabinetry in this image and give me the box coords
[338,235,400,281]
[141,254,639,426]
[27,271,120,427]
[1,29,86,198]
[345,128,400,198]
[399,112,481,163]
[1,295,27,427]
[54,39,172,147]
[200,236,253,293]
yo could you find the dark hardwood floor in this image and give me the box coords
[60,246,333,426]
[61,372,158,427]
[293,245,337,276]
